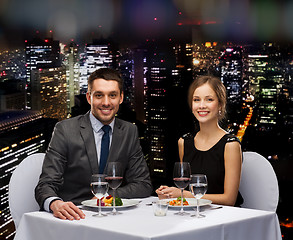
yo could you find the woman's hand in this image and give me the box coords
[155,186,182,199]
[155,185,169,199]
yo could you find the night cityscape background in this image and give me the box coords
[1,0,293,239]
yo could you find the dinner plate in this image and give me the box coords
[81,199,140,210]
[164,198,212,209]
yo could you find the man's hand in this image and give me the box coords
[50,200,85,220]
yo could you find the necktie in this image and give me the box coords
[99,125,111,174]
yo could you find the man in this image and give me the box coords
[35,68,153,220]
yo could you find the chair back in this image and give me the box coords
[8,153,45,228]
[239,151,279,212]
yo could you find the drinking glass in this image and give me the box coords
[173,162,191,215]
[90,174,108,217]
[189,174,208,218]
[105,162,123,215]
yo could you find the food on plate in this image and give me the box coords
[96,195,123,206]
[114,197,123,206]
[169,197,189,206]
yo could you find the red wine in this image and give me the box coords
[173,177,190,189]
[105,176,123,189]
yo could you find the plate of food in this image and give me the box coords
[163,197,212,209]
[81,195,140,210]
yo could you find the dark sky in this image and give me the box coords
[1,0,293,49]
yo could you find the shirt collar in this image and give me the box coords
[89,111,115,133]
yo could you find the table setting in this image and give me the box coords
[83,161,214,218]
[14,161,282,240]
[14,194,282,240]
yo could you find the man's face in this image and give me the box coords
[86,78,123,125]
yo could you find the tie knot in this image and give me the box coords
[102,125,111,134]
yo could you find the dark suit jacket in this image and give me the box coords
[35,112,153,208]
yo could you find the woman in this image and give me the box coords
[156,75,243,206]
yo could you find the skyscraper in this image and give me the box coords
[64,42,80,115]
[219,46,243,105]
[25,37,61,109]
[132,48,148,124]
[31,67,67,121]
[172,42,193,89]
[244,43,283,126]
[144,42,175,182]
[85,39,114,74]
[117,47,136,115]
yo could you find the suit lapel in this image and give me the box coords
[80,112,99,174]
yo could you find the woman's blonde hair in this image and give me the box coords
[188,75,227,121]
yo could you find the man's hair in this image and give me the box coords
[188,75,227,121]
[88,68,123,93]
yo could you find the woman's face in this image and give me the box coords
[192,83,220,124]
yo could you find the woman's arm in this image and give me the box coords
[202,141,242,206]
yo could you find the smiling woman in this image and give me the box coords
[156,75,243,207]
[188,75,226,123]
[192,84,221,124]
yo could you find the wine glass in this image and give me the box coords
[105,162,123,215]
[90,174,109,217]
[189,174,208,218]
[173,162,191,215]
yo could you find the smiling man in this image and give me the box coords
[35,68,152,220]
[86,70,124,126]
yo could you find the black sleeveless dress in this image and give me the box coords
[183,133,243,207]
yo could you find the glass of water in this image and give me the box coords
[90,174,108,217]
[189,174,208,218]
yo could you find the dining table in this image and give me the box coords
[14,196,282,240]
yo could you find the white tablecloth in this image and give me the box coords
[15,197,282,240]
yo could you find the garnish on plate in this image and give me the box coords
[96,195,123,206]
[169,196,189,206]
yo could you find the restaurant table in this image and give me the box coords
[14,197,282,240]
